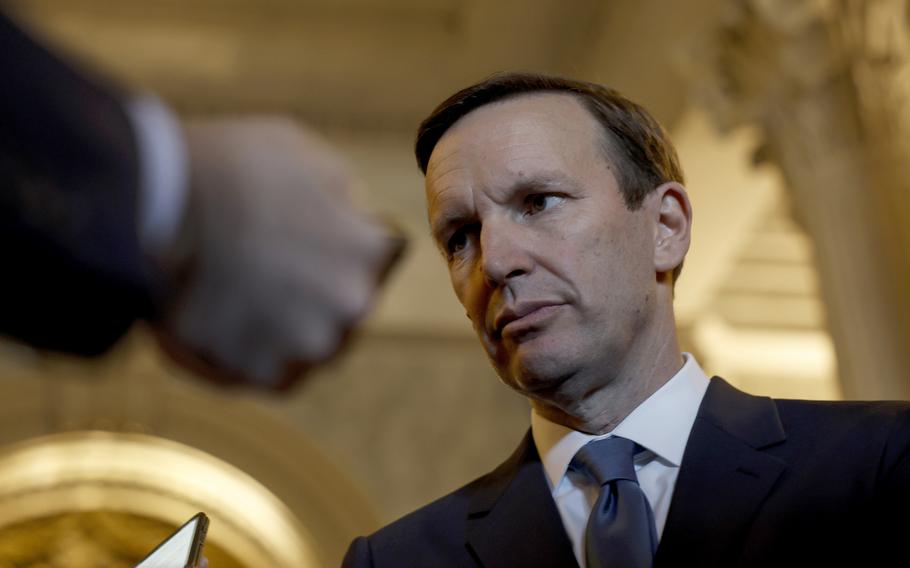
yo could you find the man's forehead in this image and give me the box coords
[425,92,604,172]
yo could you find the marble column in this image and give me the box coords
[687,0,910,399]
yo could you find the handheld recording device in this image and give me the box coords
[134,512,209,568]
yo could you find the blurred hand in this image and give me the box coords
[152,117,403,389]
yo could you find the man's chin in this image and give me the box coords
[499,355,575,397]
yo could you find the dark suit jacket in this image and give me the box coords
[344,378,910,567]
[0,11,153,355]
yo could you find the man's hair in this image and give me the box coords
[415,72,685,211]
[415,72,686,282]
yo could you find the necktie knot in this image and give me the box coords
[572,436,638,486]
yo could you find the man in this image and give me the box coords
[0,11,403,388]
[344,73,910,566]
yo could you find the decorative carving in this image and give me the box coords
[687,0,910,399]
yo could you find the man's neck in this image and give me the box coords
[530,337,684,435]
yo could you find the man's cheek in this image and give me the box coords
[451,268,478,307]
[479,330,497,355]
[478,329,509,370]
[456,278,489,325]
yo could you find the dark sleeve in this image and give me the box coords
[342,536,374,568]
[0,10,155,355]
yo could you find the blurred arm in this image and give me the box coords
[0,10,151,354]
[0,10,405,389]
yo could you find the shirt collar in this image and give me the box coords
[531,353,710,492]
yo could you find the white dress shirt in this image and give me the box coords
[126,95,188,257]
[531,353,710,567]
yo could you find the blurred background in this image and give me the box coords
[1,0,909,565]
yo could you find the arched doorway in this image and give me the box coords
[0,332,379,566]
[0,431,317,566]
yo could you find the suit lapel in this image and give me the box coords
[465,430,578,568]
[656,378,788,566]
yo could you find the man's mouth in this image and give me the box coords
[493,301,564,338]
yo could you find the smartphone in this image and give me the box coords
[134,512,209,568]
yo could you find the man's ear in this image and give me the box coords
[652,182,692,274]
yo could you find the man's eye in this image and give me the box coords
[444,223,479,259]
[447,230,468,255]
[524,194,563,215]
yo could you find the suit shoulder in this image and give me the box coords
[774,397,910,429]
[378,477,479,536]
[349,474,489,566]
[772,398,910,465]
[345,432,538,566]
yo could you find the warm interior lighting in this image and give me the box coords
[693,316,840,400]
[0,431,319,567]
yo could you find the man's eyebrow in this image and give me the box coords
[428,172,581,242]
[429,210,469,245]
[509,170,578,191]
[506,171,582,194]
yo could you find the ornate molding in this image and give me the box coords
[685,0,910,399]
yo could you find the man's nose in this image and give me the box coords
[479,220,532,287]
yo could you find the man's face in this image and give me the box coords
[425,93,661,406]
